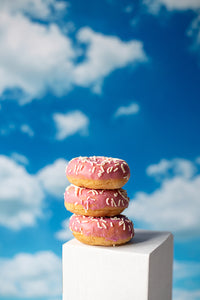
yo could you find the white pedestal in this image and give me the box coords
[62,229,173,300]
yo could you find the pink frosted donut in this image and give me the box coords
[64,185,129,217]
[66,156,130,189]
[69,214,134,246]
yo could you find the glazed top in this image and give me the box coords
[66,156,130,181]
[65,185,130,210]
[69,214,134,242]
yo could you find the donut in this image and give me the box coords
[64,185,130,217]
[66,156,130,189]
[69,214,134,246]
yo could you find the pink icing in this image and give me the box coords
[66,156,130,181]
[65,185,129,211]
[69,214,134,242]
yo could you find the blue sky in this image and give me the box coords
[0,0,200,299]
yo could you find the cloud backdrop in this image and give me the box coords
[0,0,200,299]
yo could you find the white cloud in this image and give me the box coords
[37,158,69,197]
[144,0,200,13]
[126,157,200,239]
[174,260,200,282]
[20,124,34,137]
[146,158,197,181]
[0,10,75,104]
[0,251,61,298]
[173,289,200,300]
[0,155,44,230]
[53,110,89,140]
[146,158,171,178]
[114,102,140,117]
[0,155,69,230]
[0,2,147,103]
[143,0,200,64]
[0,0,68,20]
[0,123,34,137]
[55,218,73,241]
[11,152,29,165]
[172,259,200,300]
[73,27,147,91]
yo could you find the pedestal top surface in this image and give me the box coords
[63,229,172,255]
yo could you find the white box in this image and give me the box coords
[62,229,173,300]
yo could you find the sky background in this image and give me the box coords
[0,0,200,299]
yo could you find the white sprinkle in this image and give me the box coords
[118,199,121,206]
[100,166,105,173]
[111,216,121,220]
[121,164,126,174]
[89,198,96,201]
[113,167,118,172]
[106,198,110,205]
[92,166,95,173]
[74,186,78,197]
[107,166,113,173]
[110,222,113,227]
[90,189,98,195]
[75,202,78,205]
[118,190,129,201]
[119,221,124,226]
[111,198,117,207]
[88,190,94,195]
[79,165,84,171]
[97,222,103,229]
[76,165,80,173]
[100,219,107,223]
[82,220,89,223]
[128,225,131,231]
[101,222,107,229]
[123,223,126,231]
[98,172,102,177]
[114,192,118,197]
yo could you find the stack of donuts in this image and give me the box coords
[65,156,134,246]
